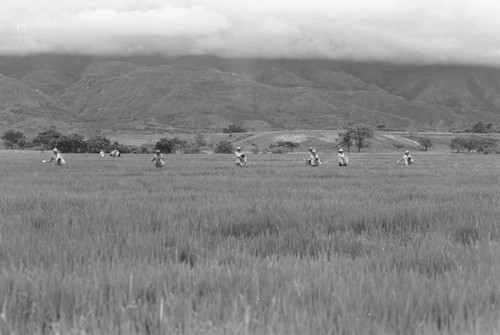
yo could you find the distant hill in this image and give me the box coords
[1,54,500,135]
[0,73,78,133]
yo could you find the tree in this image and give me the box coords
[85,135,111,153]
[154,137,187,154]
[337,129,354,152]
[476,137,498,154]
[471,121,486,133]
[1,130,26,149]
[450,137,465,153]
[462,135,480,152]
[449,135,492,153]
[351,125,374,152]
[56,133,86,153]
[417,137,432,151]
[214,140,234,153]
[32,127,62,149]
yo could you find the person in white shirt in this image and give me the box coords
[99,149,105,157]
[338,148,348,166]
[43,148,66,166]
[150,150,165,168]
[110,149,121,157]
[397,151,414,166]
[235,147,247,166]
[305,147,321,167]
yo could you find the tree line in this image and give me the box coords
[1,127,137,153]
[449,135,499,154]
[1,127,213,154]
[2,124,499,154]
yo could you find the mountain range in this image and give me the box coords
[1,54,500,135]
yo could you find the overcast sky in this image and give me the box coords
[2,0,500,65]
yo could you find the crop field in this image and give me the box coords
[0,151,499,334]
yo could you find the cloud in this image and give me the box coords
[2,0,500,65]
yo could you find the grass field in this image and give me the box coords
[0,151,499,334]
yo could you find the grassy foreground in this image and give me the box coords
[0,151,499,334]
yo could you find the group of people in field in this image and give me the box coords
[43,146,415,168]
[235,146,414,168]
[303,147,349,167]
[43,148,121,166]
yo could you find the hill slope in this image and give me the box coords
[0,74,78,133]
[0,55,500,134]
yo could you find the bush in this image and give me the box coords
[86,135,112,153]
[32,127,62,150]
[214,141,234,153]
[1,129,27,149]
[56,133,87,153]
[154,137,187,154]
[222,124,246,133]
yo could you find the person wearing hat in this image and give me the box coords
[397,151,414,166]
[43,148,66,166]
[150,150,165,168]
[338,148,349,166]
[305,147,321,167]
[235,147,247,166]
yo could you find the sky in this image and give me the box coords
[2,0,500,65]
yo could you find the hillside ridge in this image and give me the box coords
[1,55,500,134]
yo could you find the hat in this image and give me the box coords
[311,149,316,153]
[236,147,242,150]
[339,148,344,152]
[155,150,160,153]
[405,151,410,154]
[52,148,58,152]
[309,147,313,151]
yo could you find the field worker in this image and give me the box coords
[110,149,121,157]
[43,148,66,166]
[305,147,321,167]
[150,150,165,168]
[397,151,415,166]
[235,147,247,166]
[99,149,105,157]
[338,148,349,167]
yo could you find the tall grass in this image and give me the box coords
[0,151,499,334]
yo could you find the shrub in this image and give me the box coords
[1,129,27,149]
[32,127,62,150]
[86,135,112,153]
[222,124,247,133]
[154,137,187,154]
[214,141,234,154]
